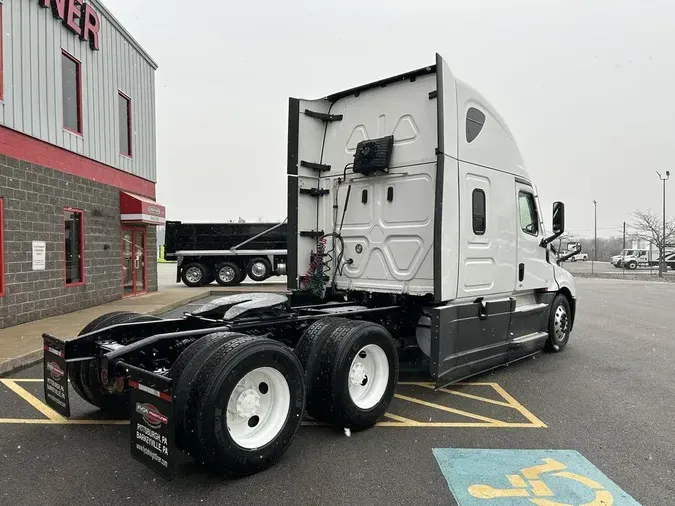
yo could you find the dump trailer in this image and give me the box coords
[41,53,578,480]
[164,220,288,286]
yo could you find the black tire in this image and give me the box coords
[309,320,398,431]
[214,262,243,287]
[181,335,306,477]
[627,260,638,270]
[79,312,161,412]
[246,257,272,282]
[545,294,572,352]
[68,311,133,404]
[181,262,209,287]
[294,317,352,410]
[169,332,241,454]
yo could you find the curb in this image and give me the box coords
[0,285,288,378]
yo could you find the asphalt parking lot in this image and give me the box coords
[562,259,674,276]
[1,278,674,505]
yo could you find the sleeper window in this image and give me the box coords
[472,189,486,235]
[466,107,485,143]
[518,192,539,236]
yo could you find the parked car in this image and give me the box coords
[568,253,588,262]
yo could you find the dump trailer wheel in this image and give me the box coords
[214,262,243,287]
[68,311,134,404]
[545,294,572,352]
[180,335,306,477]
[246,257,273,282]
[169,332,241,453]
[181,262,209,287]
[79,313,161,412]
[309,320,398,431]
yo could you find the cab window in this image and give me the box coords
[518,192,539,236]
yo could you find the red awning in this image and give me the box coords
[120,191,166,225]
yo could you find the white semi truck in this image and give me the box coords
[42,54,578,480]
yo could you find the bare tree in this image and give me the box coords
[629,209,675,250]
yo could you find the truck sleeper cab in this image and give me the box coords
[41,53,577,481]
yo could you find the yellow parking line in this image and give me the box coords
[394,393,508,426]
[407,382,514,408]
[382,412,424,426]
[0,379,66,422]
[490,383,547,428]
[11,379,44,383]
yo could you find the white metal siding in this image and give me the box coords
[0,0,157,182]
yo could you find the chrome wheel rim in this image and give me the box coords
[219,266,236,283]
[185,267,202,284]
[251,261,267,278]
[554,304,569,342]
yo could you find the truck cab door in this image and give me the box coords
[514,182,551,294]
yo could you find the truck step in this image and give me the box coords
[300,160,331,172]
[304,109,343,122]
[300,230,325,238]
[300,188,330,197]
[511,331,548,347]
[513,303,548,314]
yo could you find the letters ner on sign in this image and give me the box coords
[38,0,101,51]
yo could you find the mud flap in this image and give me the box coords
[42,334,71,418]
[128,368,176,480]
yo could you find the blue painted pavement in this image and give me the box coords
[432,448,642,505]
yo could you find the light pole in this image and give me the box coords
[592,200,597,273]
[656,170,670,277]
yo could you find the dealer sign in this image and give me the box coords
[38,0,101,51]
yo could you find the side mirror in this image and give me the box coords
[552,202,565,235]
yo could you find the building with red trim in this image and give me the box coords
[0,0,165,329]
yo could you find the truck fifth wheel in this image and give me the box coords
[41,53,578,480]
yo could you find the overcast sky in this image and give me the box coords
[104,0,675,239]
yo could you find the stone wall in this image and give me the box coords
[0,154,157,329]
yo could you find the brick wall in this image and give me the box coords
[0,154,158,329]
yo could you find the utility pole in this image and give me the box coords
[656,171,670,277]
[592,200,597,274]
[623,222,626,275]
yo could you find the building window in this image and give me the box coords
[466,107,485,143]
[0,198,4,297]
[119,92,132,157]
[62,50,82,134]
[472,189,486,235]
[518,191,539,236]
[64,208,84,285]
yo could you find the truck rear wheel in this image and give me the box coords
[307,320,398,431]
[181,262,209,287]
[176,334,305,476]
[79,312,161,413]
[68,311,135,404]
[214,262,243,286]
[246,257,272,282]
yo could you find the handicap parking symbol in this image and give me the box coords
[432,449,642,505]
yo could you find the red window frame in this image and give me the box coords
[64,207,85,286]
[0,198,4,297]
[61,50,83,135]
[118,90,132,158]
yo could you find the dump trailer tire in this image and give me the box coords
[246,257,273,282]
[181,262,209,287]
[68,311,134,404]
[214,261,243,287]
[79,312,161,412]
[294,317,352,405]
[545,294,572,352]
[309,320,398,431]
[170,332,241,454]
[183,335,305,477]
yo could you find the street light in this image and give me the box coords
[592,200,597,274]
[656,170,670,277]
